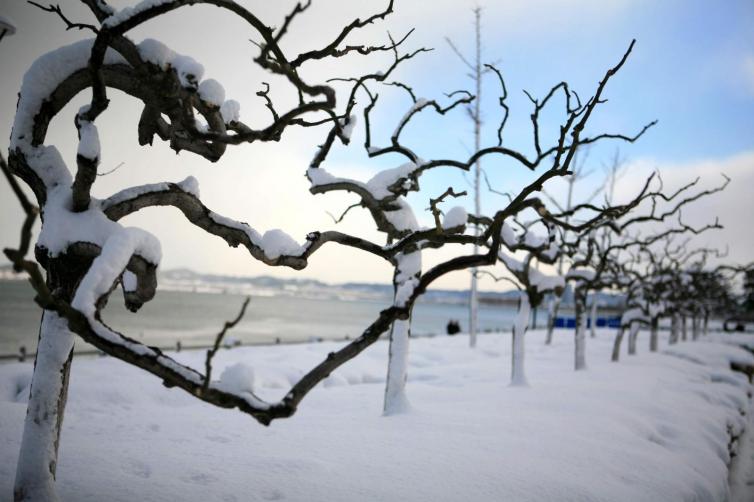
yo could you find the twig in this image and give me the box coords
[428,187,467,232]
[28,2,99,32]
[326,202,361,224]
[204,297,251,389]
[97,161,125,177]
[476,269,521,290]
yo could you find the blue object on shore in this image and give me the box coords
[555,316,621,329]
[554,317,577,328]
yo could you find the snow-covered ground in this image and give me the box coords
[1,328,753,501]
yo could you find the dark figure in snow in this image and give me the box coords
[447,320,461,335]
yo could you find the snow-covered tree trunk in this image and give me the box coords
[691,316,700,341]
[574,289,587,371]
[384,250,421,415]
[627,322,640,356]
[14,311,75,502]
[545,296,561,345]
[681,316,688,341]
[384,317,412,415]
[589,297,598,339]
[14,252,89,502]
[611,326,625,362]
[649,316,659,352]
[669,313,680,345]
[510,295,531,386]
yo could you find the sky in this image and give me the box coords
[0,0,752,291]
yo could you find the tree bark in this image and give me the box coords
[691,316,700,341]
[383,317,412,415]
[669,313,680,345]
[703,312,709,336]
[649,316,659,352]
[14,311,75,502]
[383,251,421,415]
[545,295,561,345]
[627,322,640,356]
[681,316,688,341]
[510,295,531,386]
[611,326,625,362]
[14,251,95,501]
[574,289,587,371]
[589,297,598,339]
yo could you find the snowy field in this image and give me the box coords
[1,328,754,501]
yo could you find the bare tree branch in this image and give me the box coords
[204,297,251,390]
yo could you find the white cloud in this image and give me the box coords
[612,151,754,268]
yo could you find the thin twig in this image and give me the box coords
[204,297,251,389]
[326,202,361,224]
[428,187,467,232]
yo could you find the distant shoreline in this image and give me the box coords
[0,329,493,364]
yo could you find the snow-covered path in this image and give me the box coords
[728,338,754,501]
[1,328,752,501]
[731,389,754,501]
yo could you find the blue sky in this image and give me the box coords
[326,0,754,199]
[0,1,752,289]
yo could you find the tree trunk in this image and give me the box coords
[691,316,699,341]
[510,295,530,386]
[469,269,478,348]
[531,306,538,330]
[681,316,688,341]
[589,297,598,339]
[574,289,587,371]
[14,311,75,502]
[627,322,640,356]
[703,312,709,336]
[669,313,680,345]
[15,254,87,502]
[611,326,625,362]
[545,295,561,345]
[384,251,421,415]
[383,317,412,415]
[649,316,659,352]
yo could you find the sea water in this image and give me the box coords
[0,280,524,356]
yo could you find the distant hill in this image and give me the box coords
[158,268,624,308]
[158,267,506,305]
[1,263,624,307]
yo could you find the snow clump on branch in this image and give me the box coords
[217,363,256,395]
[442,206,468,229]
[11,40,126,153]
